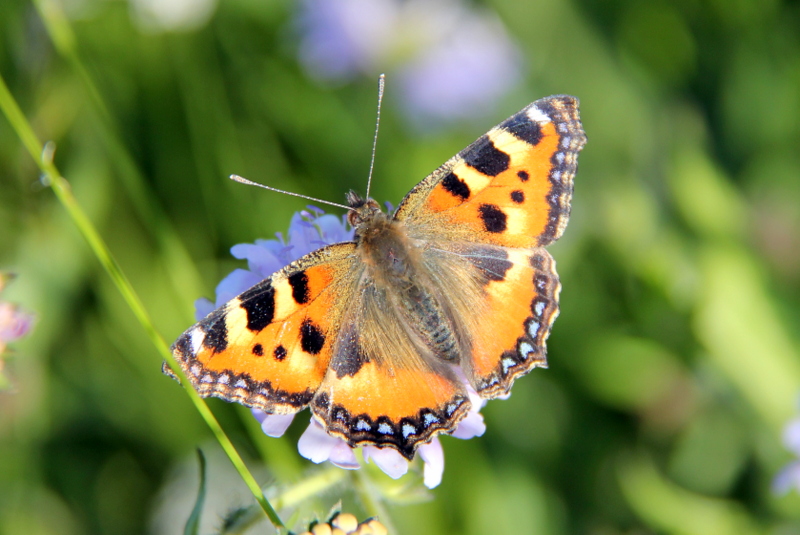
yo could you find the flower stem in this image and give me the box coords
[352,456,397,533]
[0,74,285,532]
[219,467,349,534]
[273,467,350,510]
[31,0,207,320]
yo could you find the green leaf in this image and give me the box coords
[185,449,208,535]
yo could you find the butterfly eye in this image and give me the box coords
[347,210,362,228]
[347,199,383,229]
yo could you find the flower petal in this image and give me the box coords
[230,243,284,278]
[450,409,486,440]
[328,441,360,470]
[213,268,262,306]
[252,410,295,438]
[363,446,408,479]
[298,418,344,464]
[194,298,215,321]
[773,460,800,495]
[313,214,354,244]
[0,303,34,342]
[418,437,444,488]
[783,419,800,456]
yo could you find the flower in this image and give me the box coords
[294,0,522,127]
[199,207,486,488]
[0,273,35,387]
[294,511,388,535]
[773,409,800,495]
[194,207,354,320]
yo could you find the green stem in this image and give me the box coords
[0,73,285,532]
[352,456,396,533]
[32,0,207,319]
[272,467,349,511]
[221,467,350,534]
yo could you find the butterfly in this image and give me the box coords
[167,95,586,459]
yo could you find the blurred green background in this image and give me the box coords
[2,0,800,533]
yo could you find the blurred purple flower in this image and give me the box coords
[0,274,33,348]
[0,302,33,346]
[199,207,486,488]
[295,0,522,127]
[0,274,34,386]
[773,414,800,495]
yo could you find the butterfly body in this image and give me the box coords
[168,95,586,458]
[346,194,466,365]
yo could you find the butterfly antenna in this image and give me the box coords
[364,73,385,200]
[230,175,350,211]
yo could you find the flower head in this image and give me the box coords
[293,512,388,535]
[295,0,522,127]
[0,273,35,387]
[773,408,800,495]
[199,207,486,488]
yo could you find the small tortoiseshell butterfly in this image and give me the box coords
[168,95,586,459]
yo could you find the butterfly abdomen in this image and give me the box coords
[403,284,460,361]
[354,210,462,362]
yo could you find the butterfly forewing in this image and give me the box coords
[394,95,585,248]
[170,243,359,414]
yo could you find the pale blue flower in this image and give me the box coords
[773,415,800,495]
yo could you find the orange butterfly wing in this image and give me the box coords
[169,243,358,414]
[396,95,585,397]
[395,95,585,248]
[310,286,471,458]
[430,243,562,397]
[169,240,471,458]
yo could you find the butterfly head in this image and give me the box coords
[346,191,384,230]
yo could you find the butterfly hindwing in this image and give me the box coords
[311,285,472,458]
[446,243,561,397]
[169,243,359,414]
[395,95,585,248]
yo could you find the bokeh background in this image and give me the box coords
[2,0,800,533]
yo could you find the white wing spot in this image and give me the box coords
[218,374,230,385]
[556,152,565,164]
[502,357,516,373]
[190,364,202,376]
[402,423,417,438]
[561,136,572,148]
[378,422,393,435]
[424,413,440,426]
[190,328,204,354]
[355,419,371,431]
[534,301,546,317]
[528,320,541,338]
[235,378,248,388]
[519,342,534,358]
[201,374,214,383]
[526,105,552,124]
